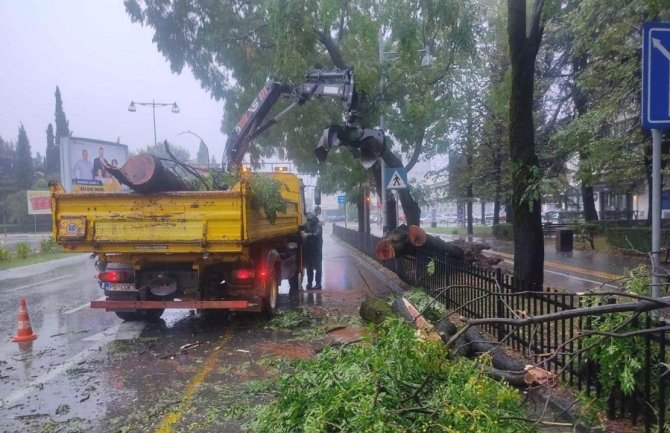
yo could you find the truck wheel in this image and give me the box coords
[261,272,279,318]
[142,309,165,321]
[115,311,141,321]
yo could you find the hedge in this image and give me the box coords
[605,227,670,253]
[492,223,513,241]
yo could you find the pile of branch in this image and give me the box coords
[390,296,555,388]
[375,225,502,270]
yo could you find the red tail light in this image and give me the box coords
[233,269,254,280]
[259,268,268,279]
[99,271,130,283]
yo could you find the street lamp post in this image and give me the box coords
[178,130,210,168]
[128,100,180,145]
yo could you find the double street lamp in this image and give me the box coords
[128,100,180,145]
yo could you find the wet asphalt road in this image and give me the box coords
[0,226,617,432]
[0,232,395,433]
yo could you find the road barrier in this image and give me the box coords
[333,224,670,432]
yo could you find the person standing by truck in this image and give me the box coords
[303,212,323,290]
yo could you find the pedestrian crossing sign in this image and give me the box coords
[385,167,408,190]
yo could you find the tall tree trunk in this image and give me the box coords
[581,183,598,221]
[571,52,598,222]
[481,201,486,225]
[508,0,545,289]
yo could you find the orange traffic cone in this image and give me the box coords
[11,298,37,342]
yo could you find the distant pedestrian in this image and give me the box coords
[302,212,323,290]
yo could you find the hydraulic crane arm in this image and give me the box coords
[224,69,355,170]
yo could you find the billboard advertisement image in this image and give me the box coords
[60,137,129,193]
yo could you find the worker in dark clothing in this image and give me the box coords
[302,212,323,290]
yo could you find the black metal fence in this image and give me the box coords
[333,224,670,432]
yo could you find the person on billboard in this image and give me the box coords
[93,147,108,178]
[72,149,93,180]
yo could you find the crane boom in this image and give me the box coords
[224,69,354,170]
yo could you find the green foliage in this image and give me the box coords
[40,237,61,254]
[198,168,288,224]
[123,0,476,197]
[492,223,514,241]
[0,248,9,262]
[604,228,670,253]
[574,222,599,250]
[248,318,532,433]
[15,242,31,259]
[265,308,317,330]
[582,266,651,396]
[16,124,33,190]
[247,173,288,224]
[1,189,29,225]
[403,290,447,323]
[45,123,58,179]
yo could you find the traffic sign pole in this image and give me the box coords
[381,159,387,235]
[652,129,663,298]
[642,23,670,299]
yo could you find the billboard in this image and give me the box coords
[26,190,52,215]
[60,137,129,193]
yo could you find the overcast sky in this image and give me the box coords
[0,0,226,163]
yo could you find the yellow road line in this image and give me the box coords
[154,330,232,433]
[489,250,622,281]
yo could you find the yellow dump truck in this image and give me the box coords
[50,172,304,320]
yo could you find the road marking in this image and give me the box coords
[154,330,233,433]
[489,250,622,282]
[4,273,75,294]
[544,269,618,289]
[62,301,91,315]
[83,321,145,341]
[0,324,121,408]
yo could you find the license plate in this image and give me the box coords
[102,282,137,292]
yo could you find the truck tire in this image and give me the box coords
[261,272,279,318]
[115,311,141,321]
[142,308,165,321]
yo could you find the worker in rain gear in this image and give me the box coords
[302,212,323,290]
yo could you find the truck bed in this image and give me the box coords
[50,173,303,255]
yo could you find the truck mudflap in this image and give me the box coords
[90,299,261,312]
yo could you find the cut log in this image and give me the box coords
[463,326,555,386]
[391,297,441,341]
[106,154,193,194]
[375,225,464,261]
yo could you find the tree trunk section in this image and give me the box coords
[107,154,193,194]
[381,149,421,226]
[508,0,545,289]
[582,183,598,221]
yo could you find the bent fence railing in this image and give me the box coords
[333,224,670,432]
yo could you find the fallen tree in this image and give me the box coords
[374,225,503,270]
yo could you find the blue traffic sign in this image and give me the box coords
[337,195,346,204]
[385,167,408,190]
[643,23,670,130]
